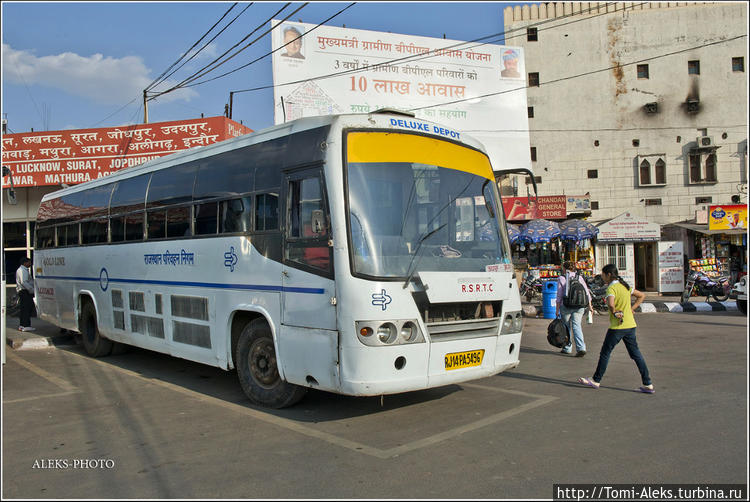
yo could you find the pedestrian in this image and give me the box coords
[556,261,593,356]
[578,264,654,393]
[15,257,36,332]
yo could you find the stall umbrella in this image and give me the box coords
[559,218,599,262]
[507,223,520,244]
[518,219,561,243]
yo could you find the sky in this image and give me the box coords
[1,1,518,134]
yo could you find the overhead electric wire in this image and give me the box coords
[181,2,357,89]
[148,3,254,93]
[146,3,240,92]
[88,97,139,128]
[148,3,301,99]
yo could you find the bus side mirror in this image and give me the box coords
[311,210,324,235]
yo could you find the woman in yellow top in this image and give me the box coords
[578,264,655,393]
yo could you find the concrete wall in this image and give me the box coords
[504,2,748,224]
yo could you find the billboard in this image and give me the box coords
[708,204,747,230]
[271,20,531,172]
[502,195,567,221]
[596,213,660,242]
[1,116,252,188]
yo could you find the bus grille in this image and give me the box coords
[426,318,500,342]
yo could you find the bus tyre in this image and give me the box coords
[236,319,306,408]
[80,302,113,357]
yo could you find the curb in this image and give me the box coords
[523,301,742,317]
[6,332,78,351]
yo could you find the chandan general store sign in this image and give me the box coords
[1,116,252,188]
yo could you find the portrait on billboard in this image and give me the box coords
[500,49,521,78]
[281,24,306,60]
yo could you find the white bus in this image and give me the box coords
[34,111,523,408]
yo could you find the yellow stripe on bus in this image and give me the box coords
[347,132,494,181]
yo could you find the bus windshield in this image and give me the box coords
[346,131,511,279]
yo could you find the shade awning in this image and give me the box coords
[669,222,747,235]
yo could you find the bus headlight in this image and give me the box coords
[356,320,425,346]
[501,311,523,334]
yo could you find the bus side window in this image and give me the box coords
[167,206,192,237]
[147,210,166,240]
[195,202,218,235]
[220,197,252,234]
[255,193,278,231]
[287,176,330,271]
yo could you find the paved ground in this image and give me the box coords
[2,310,747,498]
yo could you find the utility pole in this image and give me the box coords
[143,89,149,124]
[229,92,234,120]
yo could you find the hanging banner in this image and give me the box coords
[502,195,567,221]
[658,241,684,293]
[1,117,252,188]
[270,20,531,172]
[708,204,747,230]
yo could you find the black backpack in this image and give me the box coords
[547,318,570,348]
[563,272,588,309]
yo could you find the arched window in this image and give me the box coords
[705,154,717,182]
[639,159,651,185]
[654,159,666,184]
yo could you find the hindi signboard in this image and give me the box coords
[1,117,252,188]
[658,241,684,293]
[596,212,660,242]
[270,20,531,172]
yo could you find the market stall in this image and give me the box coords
[559,219,599,277]
[517,219,562,279]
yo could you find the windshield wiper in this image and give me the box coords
[402,223,447,289]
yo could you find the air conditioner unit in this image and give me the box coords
[696,136,715,148]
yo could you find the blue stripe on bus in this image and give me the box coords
[36,275,326,295]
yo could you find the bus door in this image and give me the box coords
[281,168,336,330]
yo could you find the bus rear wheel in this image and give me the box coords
[235,319,306,408]
[80,301,113,357]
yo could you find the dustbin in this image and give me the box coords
[541,279,559,319]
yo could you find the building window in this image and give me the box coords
[603,244,627,271]
[591,201,599,210]
[528,72,539,87]
[688,60,700,75]
[689,151,718,184]
[530,146,537,162]
[632,139,640,147]
[695,196,712,204]
[644,198,662,206]
[527,27,538,41]
[528,106,534,118]
[525,176,542,185]
[587,170,598,179]
[644,102,658,114]
[637,155,667,186]
[637,64,649,79]
[732,57,744,72]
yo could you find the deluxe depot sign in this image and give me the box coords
[1,117,251,188]
[270,20,531,172]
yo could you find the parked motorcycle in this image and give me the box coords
[681,270,731,304]
[519,275,543,303]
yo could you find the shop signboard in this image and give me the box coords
[502,195,567,221]
[596,212,660,242]
[708,204,747,230]
[1,117,252,188]
[270,20,531,172]
[658,241,684,293]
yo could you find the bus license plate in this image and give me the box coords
[444,349,484,370]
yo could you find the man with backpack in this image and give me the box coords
[556,261,593,356]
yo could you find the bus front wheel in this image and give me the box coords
[80,301,113,357]
[235,319,306,408]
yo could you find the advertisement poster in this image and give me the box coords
[658,241,684,293]
[708,204,747,230]
[1,117,252,188]
[502,195,567,221]
[271,20,531,172]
